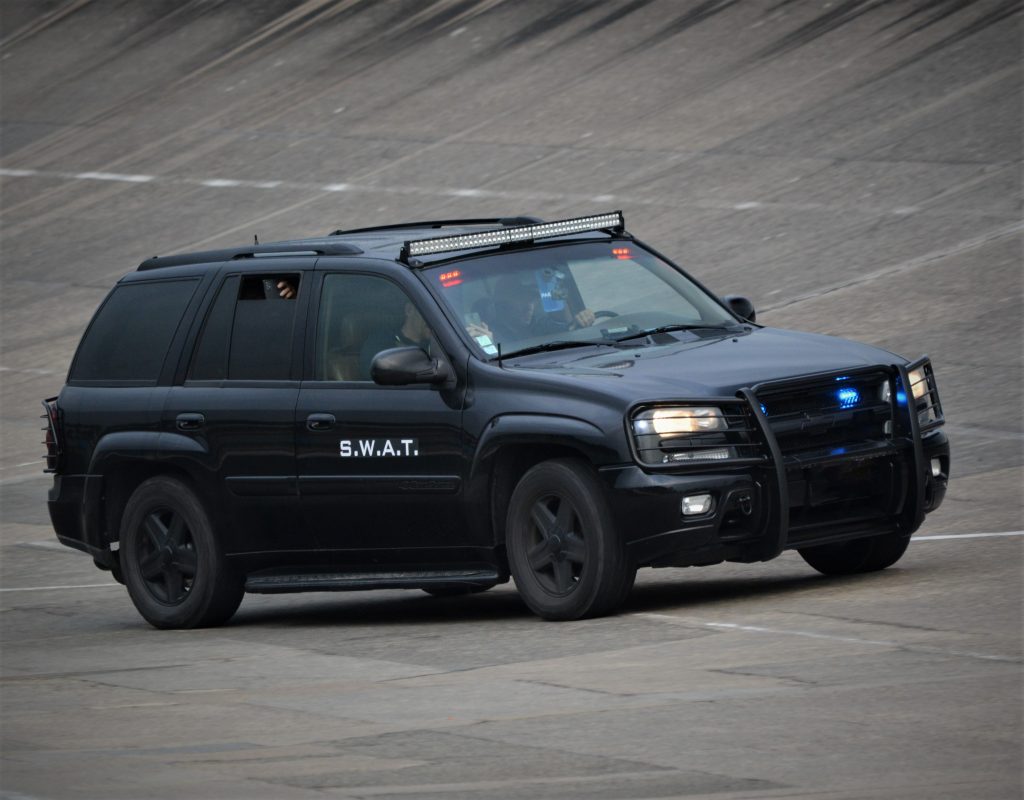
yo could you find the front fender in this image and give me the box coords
[465,413,627,548]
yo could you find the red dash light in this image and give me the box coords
[612,247,632,260]
[439,269,463,287]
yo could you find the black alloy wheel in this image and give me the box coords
[135,507,197,604]
[507,459,635,621]
[121,476,243,629]
[524,493,587,597]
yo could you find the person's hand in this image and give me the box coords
[277,280,296,299]
[571,308,596,329]
[467,322,493,340]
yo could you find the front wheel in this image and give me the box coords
[121,476,243,629]
[799,533,911,576]
[506,459,635,621]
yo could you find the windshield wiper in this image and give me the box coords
[614,323,732,343]
[499,339,619,359]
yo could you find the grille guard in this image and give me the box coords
[627,359,944,561]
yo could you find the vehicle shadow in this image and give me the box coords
[229,565,902,629]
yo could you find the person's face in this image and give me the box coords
[500,290,537,325]
[404,303,431,343]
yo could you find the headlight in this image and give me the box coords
[633,406,726,436]
[630,403,763,467]
[906,367,929,400]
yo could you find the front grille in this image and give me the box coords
[755,370,893,458]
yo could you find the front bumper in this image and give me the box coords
[602,363,950,568]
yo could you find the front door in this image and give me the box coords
[295,271,469,560]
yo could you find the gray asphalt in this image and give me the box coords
[1,1,1021,798]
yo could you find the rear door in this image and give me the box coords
[163,263,314,555]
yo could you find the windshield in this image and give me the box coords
[426,240,739,358]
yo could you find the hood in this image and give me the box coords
[504,327,904,398]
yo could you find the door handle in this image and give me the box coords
[306,413,336,431]
[176,413,205,431]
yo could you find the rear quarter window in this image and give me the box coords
[70,279,199,383]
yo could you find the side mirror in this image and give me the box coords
[371,346,452,386]
[723,295,756,323]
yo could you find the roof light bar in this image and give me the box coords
[400,211,624,262]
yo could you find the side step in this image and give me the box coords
[245,568,502,594]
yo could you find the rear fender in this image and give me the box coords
[83,432,211,553]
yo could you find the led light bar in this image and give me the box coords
[401,211,624,262]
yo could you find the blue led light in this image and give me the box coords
[837,387,860,408]
[896,391,908,405]
[835,375,850,381]
[760,403,768,416]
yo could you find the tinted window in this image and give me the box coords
[315,274,428,382]
[71,279,198,382]
[189,276,239,380]
[189,274,300,381]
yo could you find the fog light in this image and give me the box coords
[930,458,942,478]
[681,494,714,516]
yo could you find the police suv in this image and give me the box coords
[42,212,950,628]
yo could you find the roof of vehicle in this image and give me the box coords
[137,212,626,271]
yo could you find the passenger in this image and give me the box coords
[359,301,433,377]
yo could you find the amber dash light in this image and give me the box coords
[612,247,632,260]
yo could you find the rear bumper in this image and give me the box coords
[48,474,109,560]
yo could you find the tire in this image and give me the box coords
[422,585,494,598]
[120,476,243,629]
[799,533,911,576]
[506,458,635,621]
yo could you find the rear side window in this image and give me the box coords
[189,274,301,381]
[70,279,198,383]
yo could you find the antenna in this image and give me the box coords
[254,233,259,246]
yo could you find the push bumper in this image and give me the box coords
[602,366,950,568]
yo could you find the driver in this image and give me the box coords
[471,276,595,343]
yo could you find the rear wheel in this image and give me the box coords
[121,476,243,629]
[799,533,911,576]
[506,459,635,620]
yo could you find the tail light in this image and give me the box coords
[40,397,62,473]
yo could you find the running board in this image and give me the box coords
[245,568,502,594]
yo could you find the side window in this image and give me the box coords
[189,274,300,381]
[71,279,198,383]
[315,274,428,382]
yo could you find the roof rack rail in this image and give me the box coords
[137,242,362,271]
[399,211,625,265]
[329,216,544,237]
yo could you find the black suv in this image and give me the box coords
[43,212,950,628]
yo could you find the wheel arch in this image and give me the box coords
[85,432,216,557]
[468,413,625,551]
